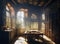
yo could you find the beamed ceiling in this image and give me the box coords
[7,0,53,7]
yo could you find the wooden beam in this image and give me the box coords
[33,1,38,5]
[17,0,21,3]
[23,0,27,3]
[33,0,38,5]
[29,0,33,4]
[44,0,52,7]
[38,1,44,7]
[12,0,17,5]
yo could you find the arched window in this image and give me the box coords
[16,8,28,29]
[16,8,29,34]
[17,10,25,28]
[6,5,11,29]
[5,3,15,30]
[41,13,45,33]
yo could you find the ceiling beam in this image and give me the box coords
[12,0,17,5]
[44,0,52,7]
[10,0,52,7]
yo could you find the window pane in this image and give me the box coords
[6,11,11,28]
[17,11,25,28]
[41,22,45,33]
[6,6,9,11]
[31,22,38,30]
[42,13,45,20]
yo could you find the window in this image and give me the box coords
[42,13,45,20]
[17,10,25,28]
[16,8,31,32]
[31,14,37,19]
[6,6,11,28]
[31,22,38,30]
[5,3,15,30]
[41,22,45,33]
